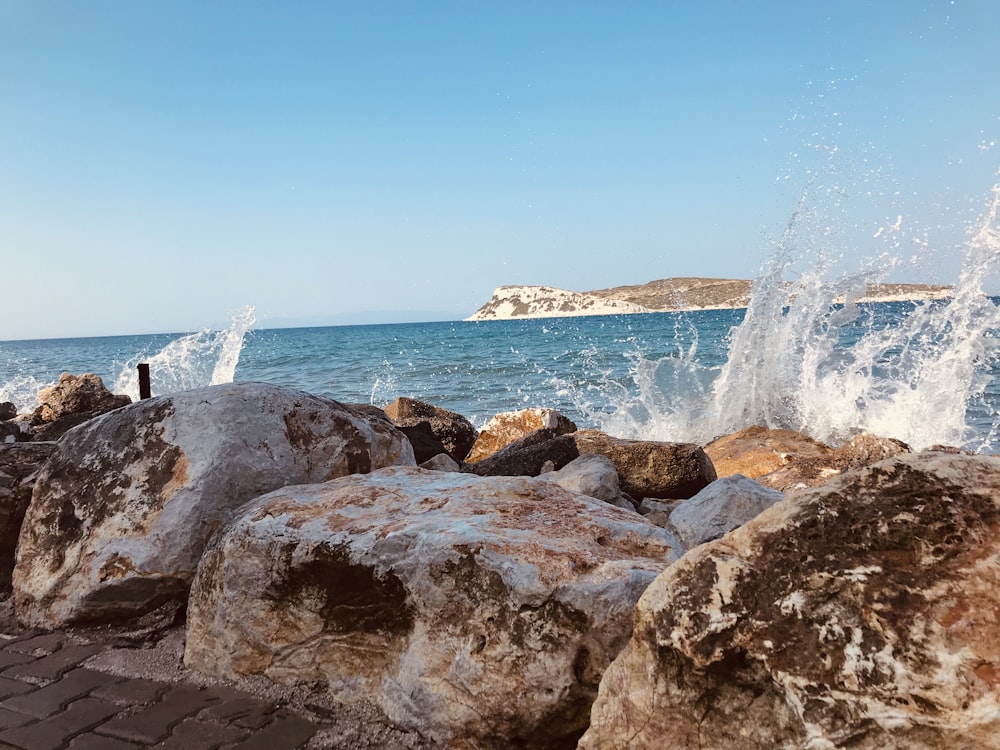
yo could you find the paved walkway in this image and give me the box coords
[0,630,323,750]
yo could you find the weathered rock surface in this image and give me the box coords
[383,397,478,463]
[668,474,784,549]
[13,382,415,628]
[465,407,577,463]
[0,443,57,589]
[832,431,911,469]
[704,425,834,487]
[28,372,131,442]
[540,454,634,510]
[185,467,681,749]
[580,451,1000,750]
[572,430,716,499]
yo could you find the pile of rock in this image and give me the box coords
[2,374,998,748]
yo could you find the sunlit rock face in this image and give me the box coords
[13,382,414,628]
[580,451,1000,750]
[184,466,681,750]
[465,407,577,463]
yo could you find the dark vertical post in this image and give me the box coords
[138,363,151,400]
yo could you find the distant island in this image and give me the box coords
[465,277,954,321]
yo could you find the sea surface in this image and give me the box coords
[3,293,999,454]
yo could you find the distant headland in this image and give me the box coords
[465,277,954,321]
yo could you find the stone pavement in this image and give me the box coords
[0,630,323,750]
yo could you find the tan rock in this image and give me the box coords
[185,467,681,749]
[465,407,577,463]
[580,451,1000,750]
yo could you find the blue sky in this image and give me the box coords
[2,1,999,339]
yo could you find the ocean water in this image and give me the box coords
[2,293,998,454]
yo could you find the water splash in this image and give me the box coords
[113,306,256,400]
[0,375,47,415]
[591,182,1000,452]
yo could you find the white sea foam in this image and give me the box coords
[0,375,48,415]
[113,306,256,401]
[589,181,1000,452]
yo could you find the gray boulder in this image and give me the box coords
[668,474,784,549]
[14,382,415,628]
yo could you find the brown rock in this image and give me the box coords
[0,403,16,421]
[832,431,911,469]
[465,407,576,463]
[581,451,1000,750]
[383,397,478,463]
[32,372,130,424]
[572,430,716,500]
[464,429,581,478]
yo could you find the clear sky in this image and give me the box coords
[2,0,999,340]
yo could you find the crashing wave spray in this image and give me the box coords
[595,182,1000,452]
[113,306,256,400]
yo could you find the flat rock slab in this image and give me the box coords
[14,382,415,629]
[185,466,681,749]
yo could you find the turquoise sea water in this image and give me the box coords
[3,298,999,453]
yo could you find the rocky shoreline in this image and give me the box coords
[466,276,954,321]
[2,374,998,748]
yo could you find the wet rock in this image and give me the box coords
[704,425,837,490]
[13,382,415,628]
[0,443,57,589]
[185,466,681,750]
[832,431,911,469]
[572,430,716,500]
[540,454,635,510]
[0,403,16,421]
[465,407,576,463]
[465,430,581,478]
[580,451,1000,750]
[667,474,784,549]
[396,422,448,464]
[384,397,478,463]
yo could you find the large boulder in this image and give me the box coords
[28,372,131,441]
[13,382,415,628]
[185,467,681,749]
[465,407,577,463]
[667,474,784,549]
[0,443,57,589]
[384,397,478,463]
[580,451,1000,750]
[572,430,716,500]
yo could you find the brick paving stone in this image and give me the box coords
[0,708,34,731]
[0,678,36,702]
[152,718,248,750]
[97,686,222,744]
[67,733,144,750]
[220,709,318,750]
[3,645,102,682]
[91,676,168,706]
[198,696,276,731]
[0,654,35,673]
[0,697,120,750]
[4,635,65,657]
[2,668,122,719]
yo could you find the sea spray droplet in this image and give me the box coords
[113,306,256,400]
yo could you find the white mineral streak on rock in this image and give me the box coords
[580,451,1000,750]
[185,466,682,749]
